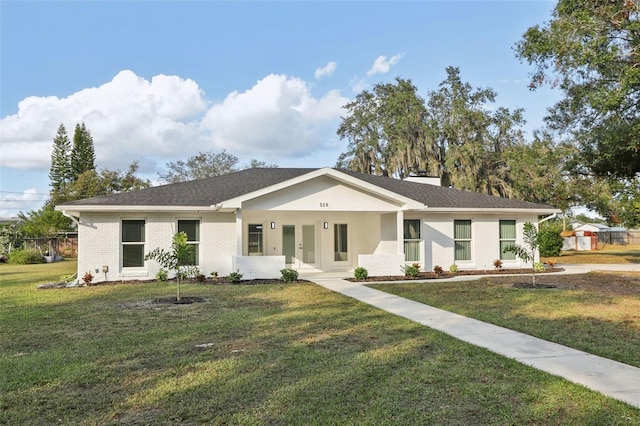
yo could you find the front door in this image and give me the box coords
[283,224,316,269]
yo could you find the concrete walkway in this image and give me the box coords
[307,265,640,409]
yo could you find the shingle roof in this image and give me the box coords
[59,168,556,211]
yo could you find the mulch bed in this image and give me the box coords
[348,268,564,283]
[152,296,206,305]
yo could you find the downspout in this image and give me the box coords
[538,213,558,225]
[61,211,80,227]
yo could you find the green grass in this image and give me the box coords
[1,262,639,424]
[370,274,640,368]
[545,244,640,264]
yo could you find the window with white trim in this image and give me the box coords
[122,220,145,267]
[499,220,517,260]
[178,220,200,265]
[404,219,421,262]
[454,220,472,261]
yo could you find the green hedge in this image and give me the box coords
[9,248,45,264]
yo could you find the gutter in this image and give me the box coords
[61,210,80,227]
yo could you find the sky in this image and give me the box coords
[0,0,562,218]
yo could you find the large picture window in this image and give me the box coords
[122,220,145,267]
[404,219,421,262]
[334,224,348,261]
[248,224,263,255]
[499,220,517,260]
[178,220,200,265]
[454,220,472,261]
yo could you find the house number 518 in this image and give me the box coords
[320,202,329,208]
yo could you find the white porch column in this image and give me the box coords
[235,209,243,256]
[396,210,404,255]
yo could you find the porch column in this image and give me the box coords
[396,210,404,255]
[235,209,243,256]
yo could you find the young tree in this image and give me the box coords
[503,222,540,287]
[515,0,640,178]
[49,123,72,203]
[71,122,96,179]
[145,232,197,301]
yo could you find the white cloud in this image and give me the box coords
[315,61,337,79]
[0,188,43,217]
[200,74,348,159]
[1,70,349,177]
[0,70,208,171]
[367,53,405,77]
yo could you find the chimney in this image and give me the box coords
[403,170,441,186]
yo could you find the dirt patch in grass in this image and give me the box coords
[493,271,640,296]
[152,296,206,305]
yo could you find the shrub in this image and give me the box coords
[354,267,368,280]
[280,268,299,283]
[493,259,503,270]
[534,262,545,272]
[538,227,563,257]
[433,265,443,276]
[210,271,218,278]
[156,268,168,282]
[449,264,458,274]
[228,270,243,284]
[403,263,420,277]
[194,272,207,283]
[82,271,94,285]
[8,248,44,265]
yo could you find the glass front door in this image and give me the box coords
[283,224,316,268]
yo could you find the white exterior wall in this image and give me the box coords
[422,213,538,272]
[74,172,550,281]
[76,211,236,283]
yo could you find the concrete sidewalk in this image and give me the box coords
[310,276,640,409]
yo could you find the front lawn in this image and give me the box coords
[370,272,640,369]
[1,263,638,424]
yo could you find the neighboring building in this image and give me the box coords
[572,222,610,233]
[55,167,559,282]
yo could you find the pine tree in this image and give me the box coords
[49,123,71,190]
[49,123,72,204]
[71,122,96,179]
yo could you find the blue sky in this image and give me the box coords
[0,0,560,217]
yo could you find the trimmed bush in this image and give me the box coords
[8,248,44,265]
[354,267,368,280]
[156,269,168,282]
[228,270,243,284]
[433,265,444,276]
[280,268,299,283]
[449,264,458,274]
[538,227,564,257]
[404,263,420,277]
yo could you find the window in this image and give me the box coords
[454,220,472,261]
[248,224,263,255]
[404,219,421,262]
[499,220,517,260]
[122,220,145,267]
[334,224,348,261]
[178,220,200,265]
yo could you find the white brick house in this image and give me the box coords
[56,168,558,282]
